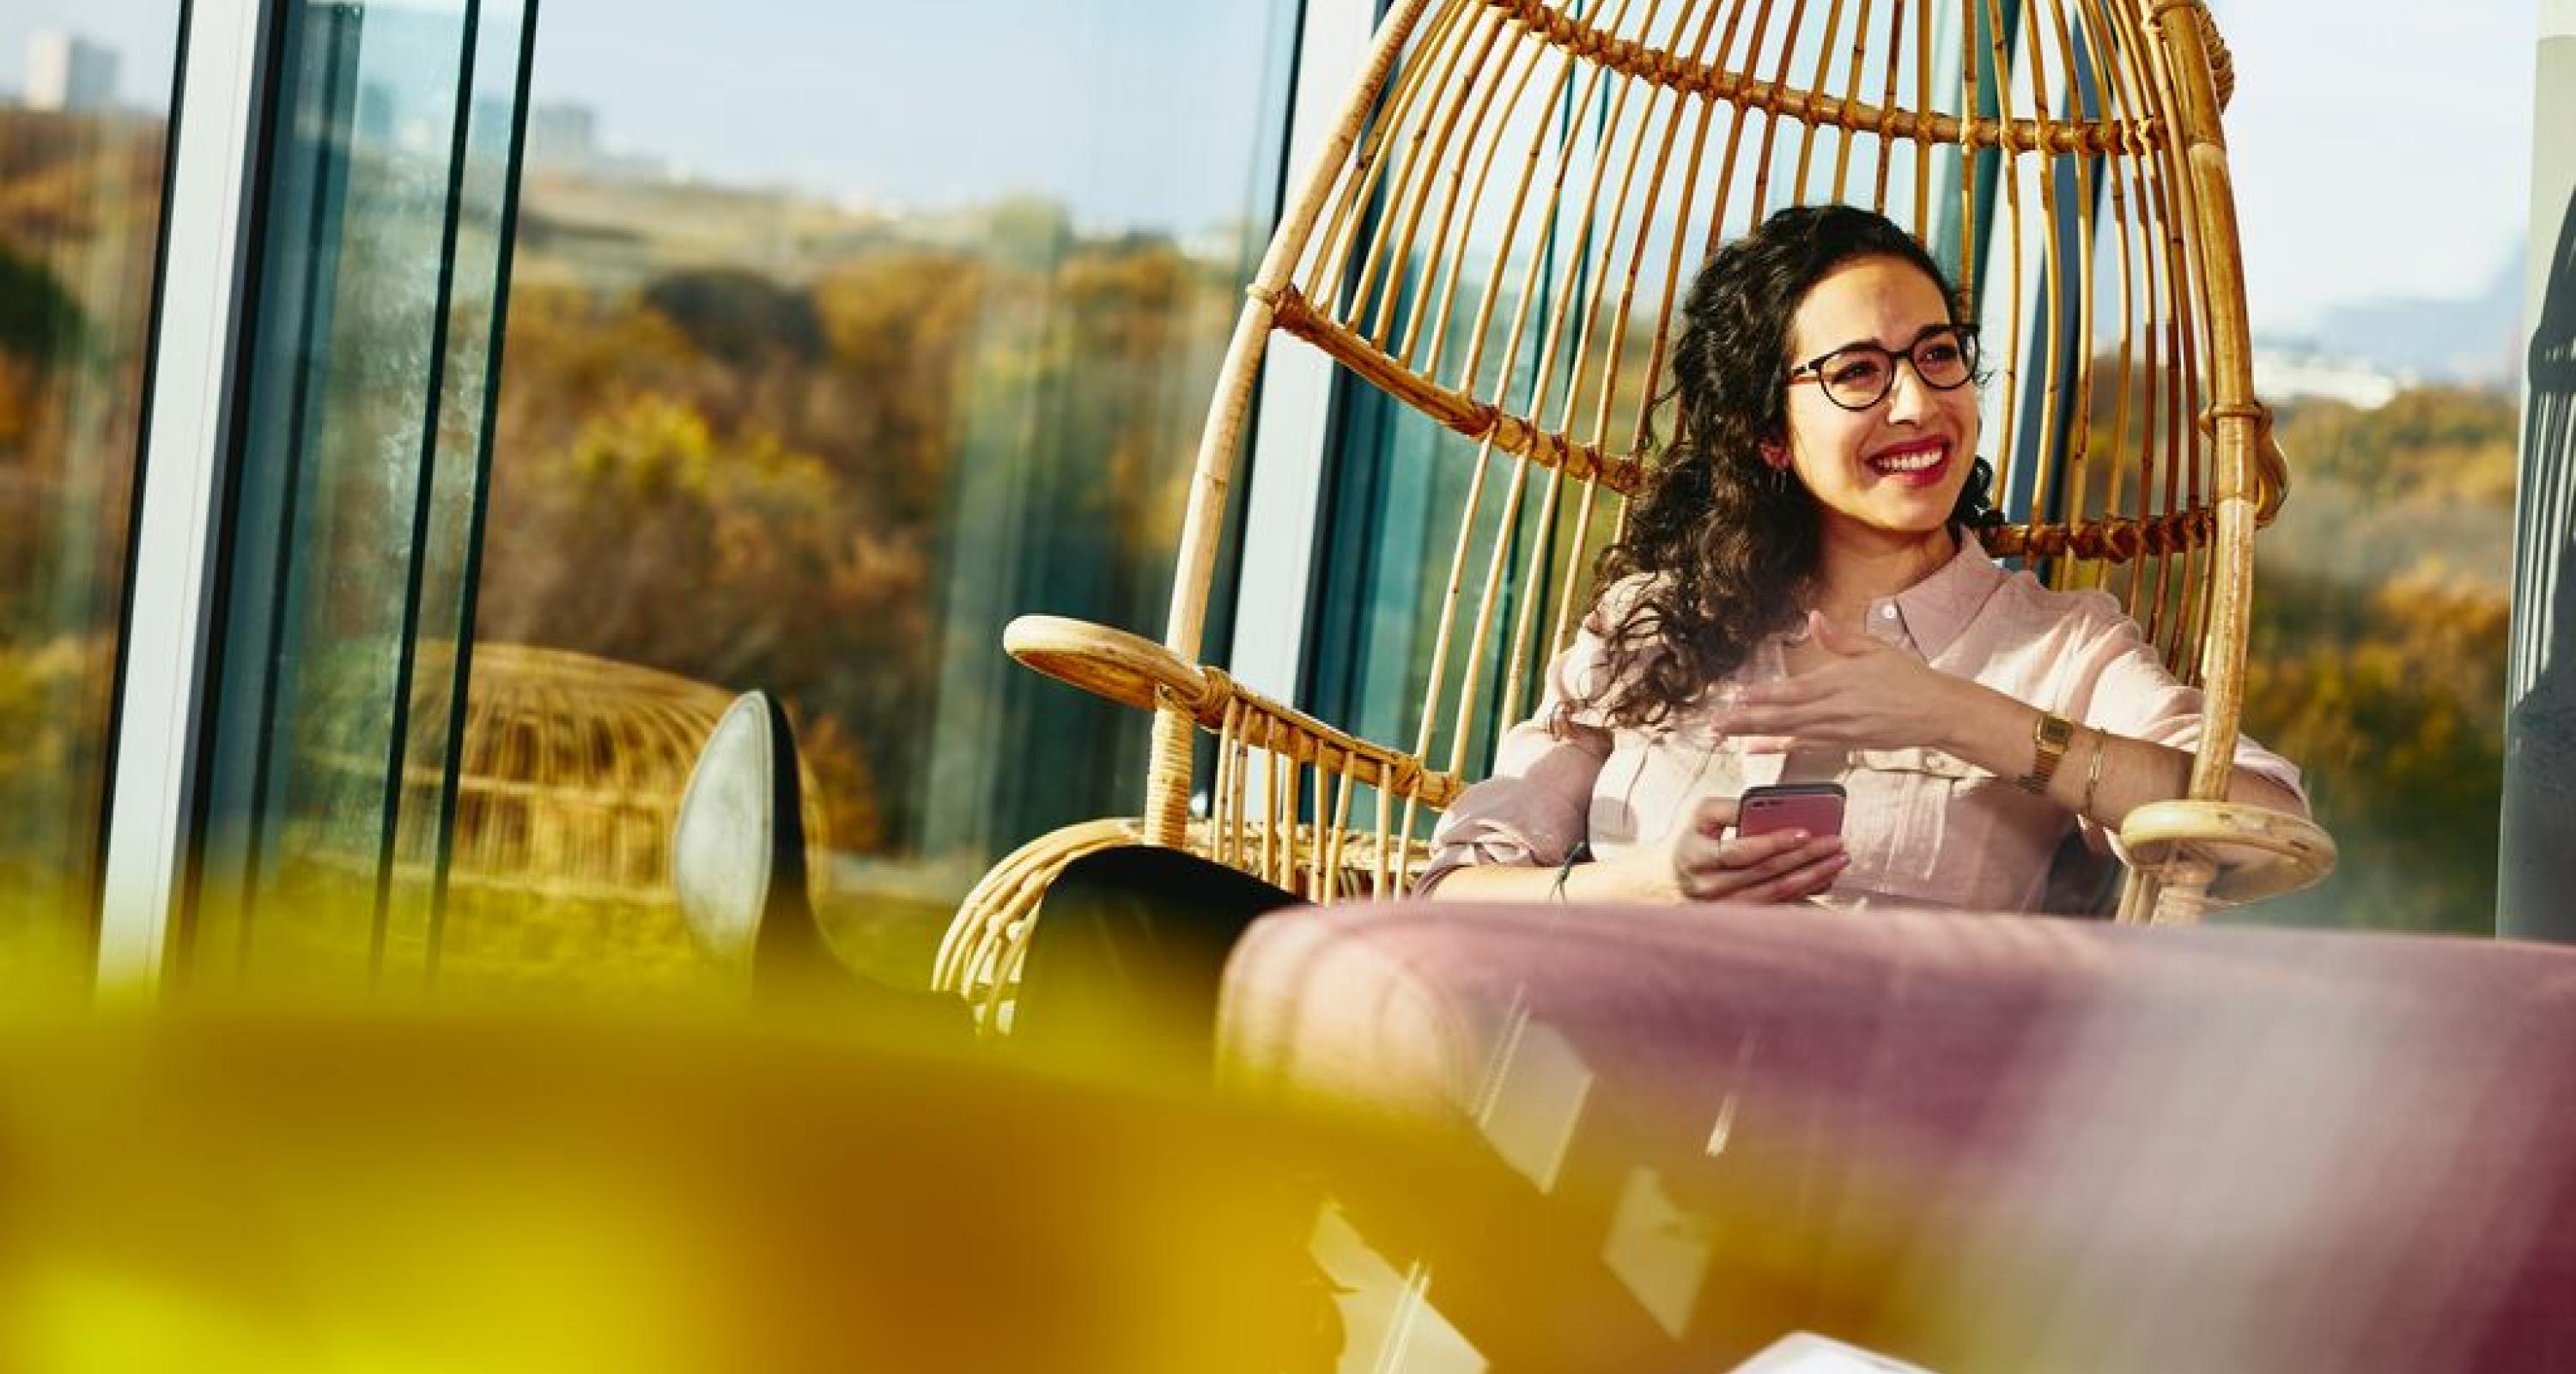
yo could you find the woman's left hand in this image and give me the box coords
[1710,610,1980,752]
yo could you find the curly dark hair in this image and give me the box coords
[1583,204,1998,730]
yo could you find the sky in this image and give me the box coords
[515,0,1298,231]
[0,0,2548,332]
[2211,0,2541,332]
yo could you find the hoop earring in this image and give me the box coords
[1765,464,1788,494]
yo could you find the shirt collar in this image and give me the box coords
[1886,533,2008,660]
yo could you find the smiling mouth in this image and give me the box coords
[1868,441,1948,476]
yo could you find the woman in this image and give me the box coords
[1423,204,2307,911]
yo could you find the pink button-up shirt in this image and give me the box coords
[1420,538,2308,913]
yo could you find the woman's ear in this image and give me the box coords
[1758,439,1789,470]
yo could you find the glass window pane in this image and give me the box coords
[448,0,1300,989]
[0,5,184,991]
[189,0,534,985]
[2217,0,2530,935]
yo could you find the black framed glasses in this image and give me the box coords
[1787,324,1980,411]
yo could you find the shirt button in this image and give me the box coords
[1878,605,1899,620]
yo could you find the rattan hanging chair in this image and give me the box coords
[936,0,2334,1024]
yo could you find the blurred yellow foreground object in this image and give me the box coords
[0,1006,1340,1374]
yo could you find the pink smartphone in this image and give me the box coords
[1735,782,1847,840]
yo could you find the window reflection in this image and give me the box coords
[453,0,1298,988]
[0,10,181,991]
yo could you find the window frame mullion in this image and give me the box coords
[98,0,286,995]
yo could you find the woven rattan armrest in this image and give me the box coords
[2117,799,2338,917]
[1005,616,1461,808]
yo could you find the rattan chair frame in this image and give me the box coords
[934,0,2334,1021]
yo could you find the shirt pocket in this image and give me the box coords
[1848,745,2062,905]
[1590,723,1745,852]
[1843,746,2007,892]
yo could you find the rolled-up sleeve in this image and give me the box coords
[1413,615,1620,894]
[2059,599,2310,854]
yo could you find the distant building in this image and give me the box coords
[355,82,397,149]
[518,102,671,182]
[526,102,603,173]
[331,3,482,155]
[471,96,518,161]
[2252,345,2411,410]
[27,32,119,112]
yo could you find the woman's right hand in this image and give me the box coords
[1597,795,1849,903]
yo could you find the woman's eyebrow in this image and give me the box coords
[1814,320,1957,356]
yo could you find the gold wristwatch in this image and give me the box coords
[2017,711,2075,794]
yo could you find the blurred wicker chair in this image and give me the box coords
[430,648,832,982]
[672,690,841,990]
[936,0,2335,1024]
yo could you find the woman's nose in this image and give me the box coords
[1882,359,1934,421]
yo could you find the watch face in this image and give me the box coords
[2020,714,2074,793]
